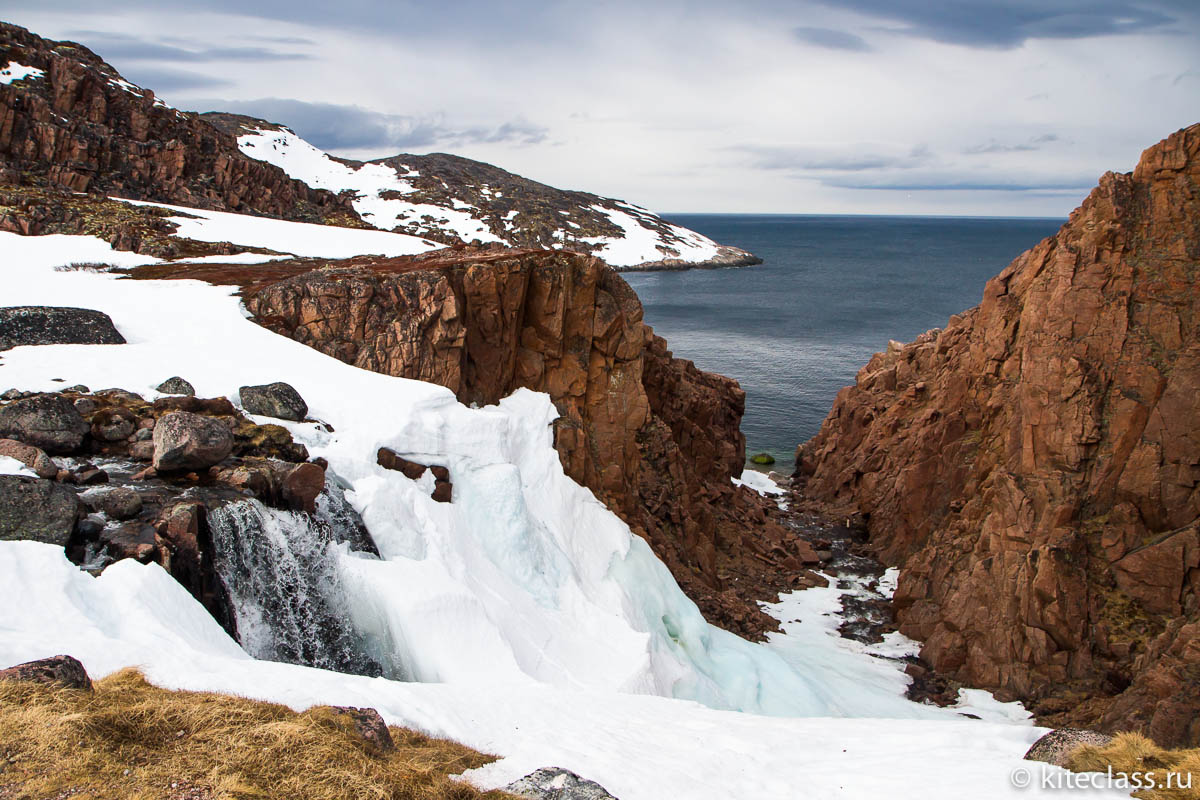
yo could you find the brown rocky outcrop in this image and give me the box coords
[244,247,804,635]
[795,124,1200,744]
[0,22,358,226]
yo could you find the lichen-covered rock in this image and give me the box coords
[239,382,308,422]
[0,475,82,545]
[89,406,137,442]
[0,655,91,690]
[152,411,233,472]
[504,767,619,799]
[1024,729,1114,767]
[0,306,124,351]
[156,376,195,396]
[0,393,89,454]
[795,124,1200,744]
[0,437,57,478]
[80,485,143,520]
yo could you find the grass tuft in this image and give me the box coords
[1067,732,1200,799]
[0,668,513,800]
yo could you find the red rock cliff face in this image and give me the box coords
[0,22,356,224]
[244,248,806,636]
[796,124,1200,745]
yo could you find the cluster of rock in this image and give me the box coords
[241,247,815,635]
[0,369,330,636]
[0,22,359,226]
[795,124,1200,745]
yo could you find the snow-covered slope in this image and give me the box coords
[209,115,758,270]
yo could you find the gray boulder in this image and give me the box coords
[1024,728,1114,768]
[505,768,619,799]
[240,382,308,422]
[0,394,89,454]
[0,475,83,545]
[152,411,233,472]
[0,655,92,690]
[156,376,196,396]
[0,438,58,478]
[80,486,143,520]
[0,306,125,351]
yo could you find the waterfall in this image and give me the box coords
[207,480,386,678]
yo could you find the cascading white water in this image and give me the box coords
[207,482,386,677]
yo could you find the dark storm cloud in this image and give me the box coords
[791,26,872,51]
[65,30,311,62]
[190,98,549,152]
[814,0,1186,48]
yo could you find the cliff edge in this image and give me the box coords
[796,124,1200,745]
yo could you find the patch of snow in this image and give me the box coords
[117,198,438,259]
[581,204,721,268]
[0,455,37,477]
[108,77,144,97]
[733,469,784,496]
[168,252,291,265]
[235,127,506,245]
[0,62,45,85]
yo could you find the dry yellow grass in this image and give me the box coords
[0,668,515,800]
[1068,733,1200,800]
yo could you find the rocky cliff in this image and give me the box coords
[233,247,811,635]
[0,22,360,224]
[795,124,1200,745]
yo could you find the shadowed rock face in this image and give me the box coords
[245,248,805,635]
[795,124,1200,745]
[0,22,358,225]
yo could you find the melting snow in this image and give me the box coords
[0,62,45,85]
[0,455,37,477]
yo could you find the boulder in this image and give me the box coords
[0,306,124,351]
[99,521,162,563]
[89,406,137,442]
[156,376,195,396]
[0,393,89,454]
[152,411,233,472]
[0,475,82,545]
[80,486,143,520]
[431,465,453,503]
[283,462,325,514]
[1024,729,1114,768]
[376,448,428,480]
[0,655,91,691]
[326,706,395,754]
[239,382,308,422]
[504,768,619,799]
[0,438,57,478]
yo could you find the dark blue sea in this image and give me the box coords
[623,215,1064,468]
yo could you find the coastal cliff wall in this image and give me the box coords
[0,23,358,225]
[796,124,1200,745]
[245,248,809,636]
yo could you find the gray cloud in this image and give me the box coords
[65,30,311,62]
[117,65,233,91]
[817,0,1184,48]
[963,134,1060,154]
[792,26,872,51]
[824,176,1095,191]
[189,97,549,152]
[735,143,932,172]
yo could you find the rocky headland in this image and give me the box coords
[794,123,1200,746]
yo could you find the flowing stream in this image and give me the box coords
[208,482,386,677]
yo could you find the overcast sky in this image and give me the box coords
[3,1,1198,215]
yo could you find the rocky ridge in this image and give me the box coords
[0,22,360,226]
[795,124,1200,745]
